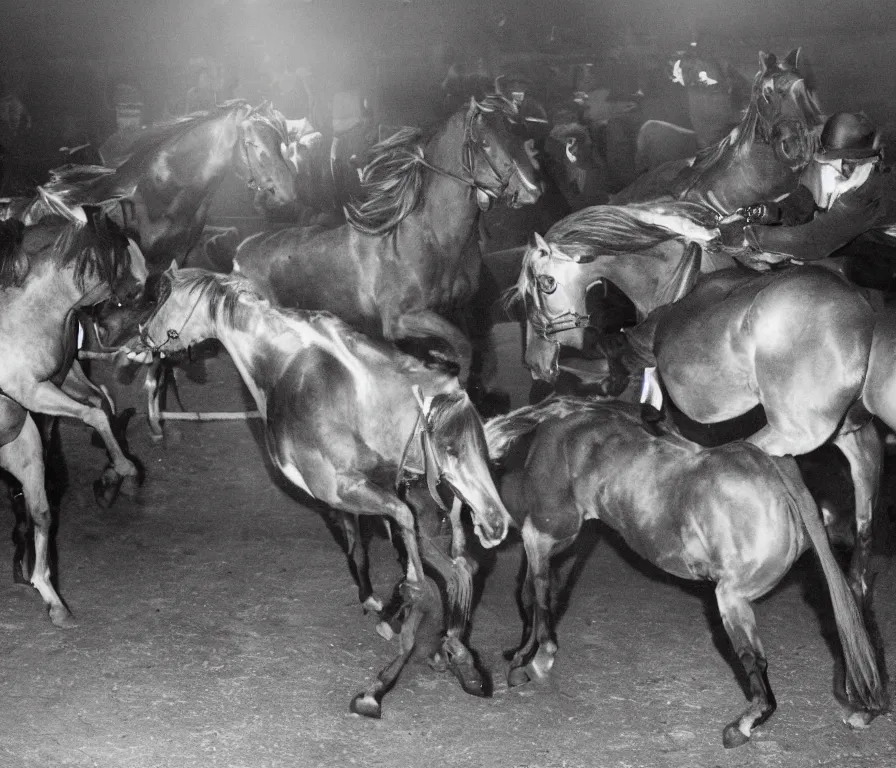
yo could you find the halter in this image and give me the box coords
[138,280,205,356]
[522,260,594,340]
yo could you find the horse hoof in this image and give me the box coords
[119,474,141,499]
[362,595,384,615]
[375,621,395,641]
[427,651,448,673]
[844,708,876,730]
[49,606,77,629]
[722,722,750,749]
[449,662,488,698]
[93,478,121,509]
[507,665,531,688]
[349,693,381,719]
[149,432,165,445]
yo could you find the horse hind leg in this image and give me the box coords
[333,481,432,718]
[341,513,384,615]
[0,415,75,628]
[833,422,882,607]
[7,477,31,585]
[715,585,775,748]
[508,518,573,687]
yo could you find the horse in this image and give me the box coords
[233,94,541,400]
[120,264,513,718]
[18,100,297,268]
[611,49,823,215]
[484,396,887,747]
[513,246,893,627]
[542,122,610,211]
[0,190,146,627]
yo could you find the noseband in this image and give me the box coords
[138,282,205,356]
[522,266,593,340]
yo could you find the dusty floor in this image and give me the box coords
[0,326,894,768]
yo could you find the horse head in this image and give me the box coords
[409,387,512,549]
[752,49,823,169]
[515,231,596,383]
[236,102,299,214]
[465,96,543,209]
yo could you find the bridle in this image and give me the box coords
[406,102,531,209]
[137,278,206,356]
[522,260,593,341]
[238,111,286,195]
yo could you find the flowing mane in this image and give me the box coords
[0,214,131,290]
[543,201,718,259]
[345,94,520,236]
[344,126,428,235]
[37,101,257,209]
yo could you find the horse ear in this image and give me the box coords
[82,204,103,231]
[533,231,550,253]
[166,259,179,275]
[758,51,778,75]
[118,198,138,230]
[786,47,817,91]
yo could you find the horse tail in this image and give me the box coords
[484,395,597,462]
[770,454,887,713]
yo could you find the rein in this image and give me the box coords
[407,106,524,209]
[395,402,449,512]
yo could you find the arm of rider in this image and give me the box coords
[743,188,884,264]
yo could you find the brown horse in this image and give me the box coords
[612,49,823,215]
[126,265,513,717]
[514,249,891,624]
[485,396,887,747]
[233,95,541,392]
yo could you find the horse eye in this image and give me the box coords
[536,274,557,294]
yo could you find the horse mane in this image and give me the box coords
[544,201,716,258]
[680,68,821,196]
[0,214,130,291]
[484,396,608,461]
[345,94,520,236]
[39,101,255,208]
[0,218,26,287]
[499,201,716,315]
[344,126,428,235]
[427,390,484,448]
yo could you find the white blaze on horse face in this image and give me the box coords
[697,70,719,86]
[671,60,685,86]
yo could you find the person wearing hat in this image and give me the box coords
[721,111,895,268]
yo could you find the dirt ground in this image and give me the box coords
[1,325,894,768]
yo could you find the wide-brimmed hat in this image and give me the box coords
[816,112,880,161]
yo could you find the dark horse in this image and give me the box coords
[612,49,823,215]
[516,247,893,629]
[485,397,887,746]
[234,95,541,394]
[124,265,512,717]
[0,190,144,627]
[18,100,298,268]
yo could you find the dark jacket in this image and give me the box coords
[743,167,896,261]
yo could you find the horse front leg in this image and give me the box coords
[417,497,487,697]
[10,380,140,508]
[143,360,164,442]
[341,513,384,614]
[508,518,572,686]
[387,310,472,385]
[715,584,775,748]
[0,414,75,627]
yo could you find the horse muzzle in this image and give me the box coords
[524,330,561,384]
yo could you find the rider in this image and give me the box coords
[722,111,896,272]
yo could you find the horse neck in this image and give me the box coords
[141,112,242,197]
[577,244,700,320]
[414,115,480,253]
[683,110,799,213]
